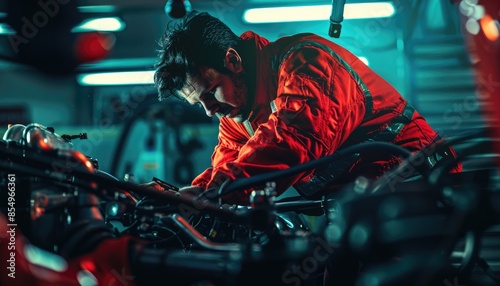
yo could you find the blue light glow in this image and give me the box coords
[243,2,396,24]
[0,23,15,35]
[72,17,125,32]
[77,71,155,86]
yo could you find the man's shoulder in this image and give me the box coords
[271,34,340,72]
[239,31,270,46]
[274,33,318,45]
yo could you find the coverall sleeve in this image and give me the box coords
[191,122,247,189]
[195,46,367,204]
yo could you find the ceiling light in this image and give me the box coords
[77,5,117,13]
[165,0,192,19]
[72,17,125,32]
[357,56,369,66]
[0,23,15,35]
[243,2,395,24]
[77,71,154,86]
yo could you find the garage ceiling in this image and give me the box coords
[0,0,407,73]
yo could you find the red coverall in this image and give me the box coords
[192,32,460,204]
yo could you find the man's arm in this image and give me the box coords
[199,46,367,205]
[191,121,248,189]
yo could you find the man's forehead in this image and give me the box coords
[177,74,201,99]
[176,68,216,98]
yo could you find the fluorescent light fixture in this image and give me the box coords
[72,17,125,32]
[77,71,155,86]
[358,56,369,66]
[243,2,395,23]
[0,11,14,35]
[0,23,15,35]
[78,5,117,13]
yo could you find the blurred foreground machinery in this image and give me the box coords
[1,123,500,285]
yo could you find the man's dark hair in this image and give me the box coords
[154,10,242,100]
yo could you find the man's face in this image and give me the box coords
[177,67,249,123]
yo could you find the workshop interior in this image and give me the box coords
[1,0,500,285]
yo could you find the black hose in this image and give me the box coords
[221,141,412,197]
[370,129,490,194]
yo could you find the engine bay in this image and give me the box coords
[1,123,500,286]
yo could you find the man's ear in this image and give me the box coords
[223,48,243,74]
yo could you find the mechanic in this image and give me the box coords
[153,10,461,205]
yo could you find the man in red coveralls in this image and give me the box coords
[154,10,461,205]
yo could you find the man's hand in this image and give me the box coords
[140,182,204,198]
[178,186,204,199]
[138,182,207,203]
[140,177,181,194]
[137,181,180,202]
[179,186,225,207]
[140,181,165,192]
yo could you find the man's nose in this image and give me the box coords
[200,100,219,117]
